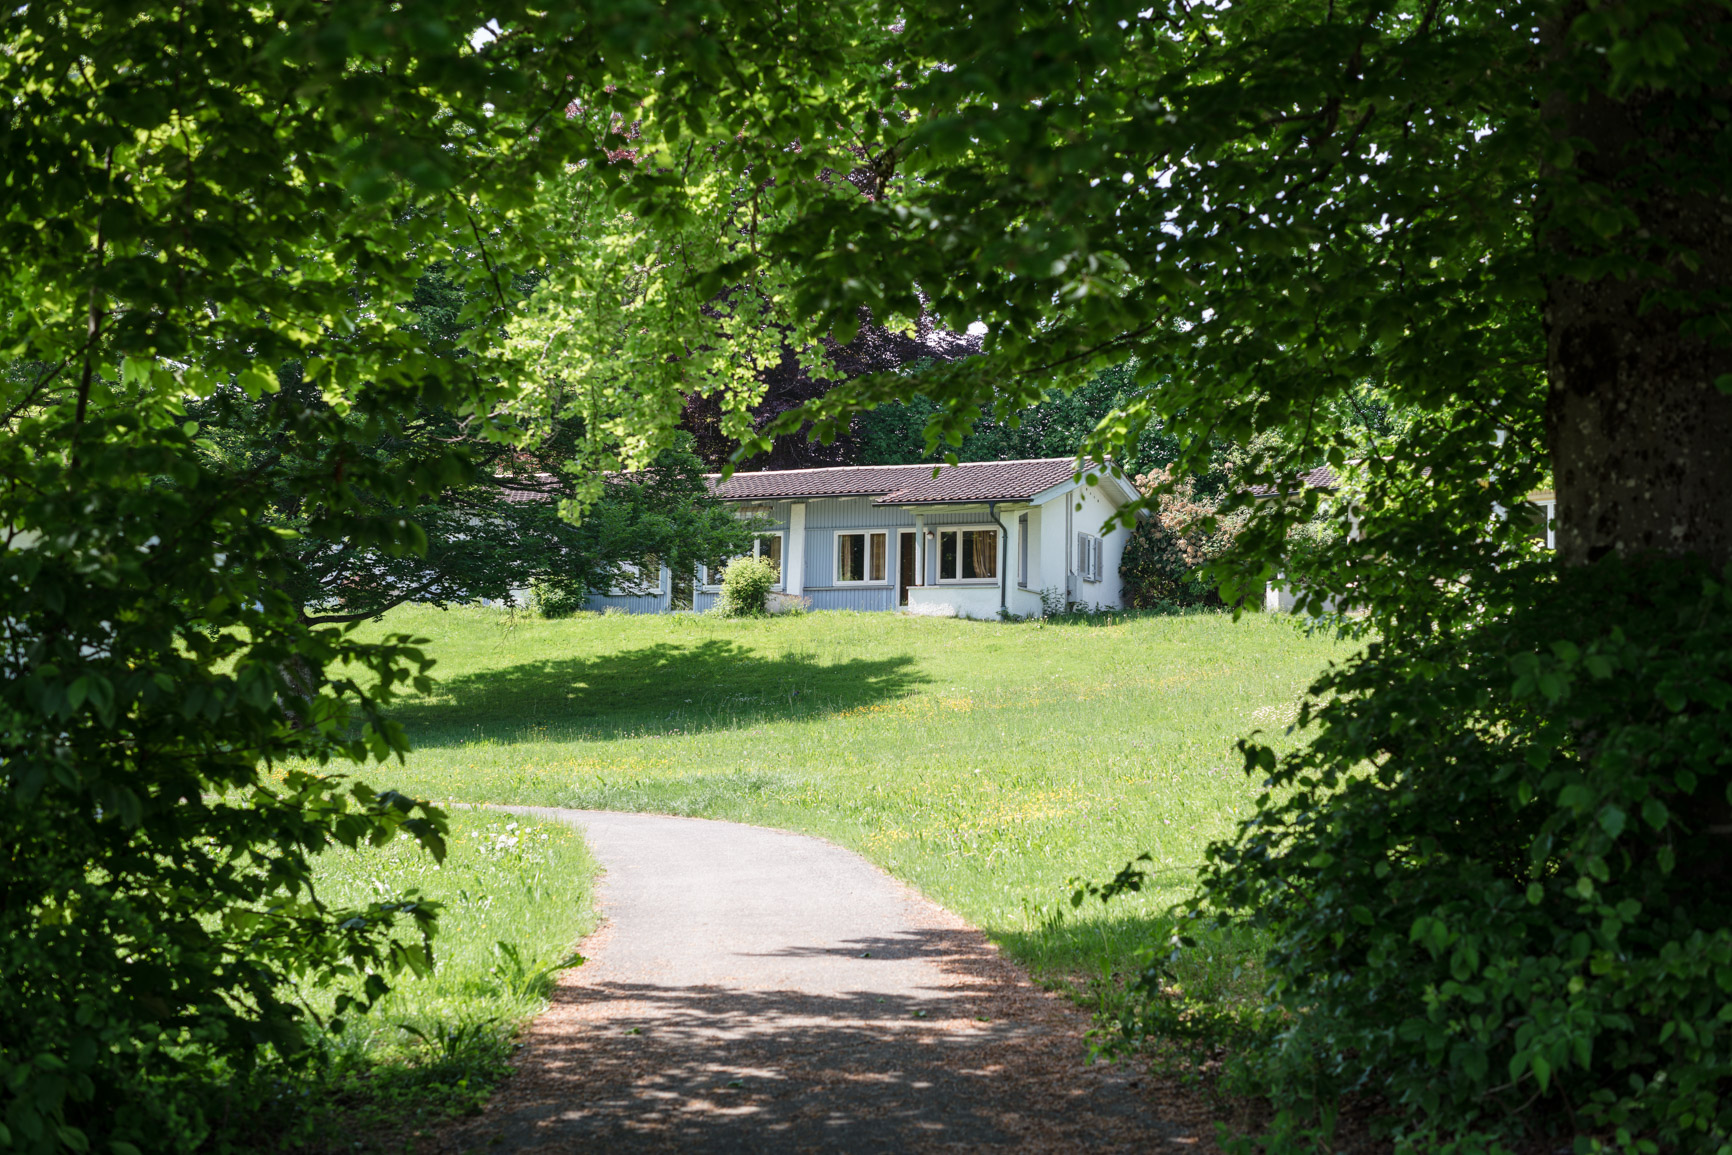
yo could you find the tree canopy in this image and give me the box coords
[502,1,1732,1146]
[5,0,1729,1150]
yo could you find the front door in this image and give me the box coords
[898,531,917,606]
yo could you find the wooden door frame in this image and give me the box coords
[898,530,918,606]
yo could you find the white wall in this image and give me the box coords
[1036,482,1128,610]
[1077,481,1129,609]
[1036,491,1071,603]
[907,584,1004,620]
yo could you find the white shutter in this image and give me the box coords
[1077,532,1087,577]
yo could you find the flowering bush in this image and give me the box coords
[1119,470,1249,608]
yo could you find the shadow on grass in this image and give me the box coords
[393,639,929,746]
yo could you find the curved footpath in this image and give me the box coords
[443,809,1214,1153]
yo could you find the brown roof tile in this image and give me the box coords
[711,463,938,501]
[877,457,1085,504]
[1250,466,1339,497]
[710,457,1093,505]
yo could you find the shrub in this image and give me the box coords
[1,412,447,1155]
[530,576,591,619]
[1119,470,1248,608]
[711,555,778,618]
[1147,559,1732,1152]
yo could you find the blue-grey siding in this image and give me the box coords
[805,498,916,529]
[806,586,898,612]
[586,592,669,613]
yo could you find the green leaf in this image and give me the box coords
[237,367,279,399]
[1598,805,1626,839]
[1526,882,1544,905]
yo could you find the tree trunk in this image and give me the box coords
[1543,33,1732,571]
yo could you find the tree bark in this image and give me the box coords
[1543,30,1732,570]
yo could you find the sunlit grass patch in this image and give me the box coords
[304,807,598,1062]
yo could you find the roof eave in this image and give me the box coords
[720,491,897,502]
[876,497,1040,507]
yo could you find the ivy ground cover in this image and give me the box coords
[353,606,1348,995]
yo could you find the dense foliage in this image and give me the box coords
[197,367,752,621]
[1117,473,1249,609]
[0,387,447,1152]
[485,0,1731,1148]
[854,363,1176,472]
[0,1,682,1148]
[1182,561,1732,1151]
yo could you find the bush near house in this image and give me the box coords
[1119,471,1248,609]
[711,555,779,618]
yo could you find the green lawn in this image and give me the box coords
[307,807,598,1058]
[352,605,1348,993]
[267,808,598,1147]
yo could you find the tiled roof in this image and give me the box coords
[496,473,569,504]
[711,462,938,501]
[710,457,1095,504]
[876,457,1086,504]
[1250,465,1339,497]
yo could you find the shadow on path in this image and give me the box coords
[441,810,1213,1153]
[395,640,928,747]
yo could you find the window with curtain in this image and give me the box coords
[835,531,887,582]
[938,528,997,581]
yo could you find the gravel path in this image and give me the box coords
[442,808,1216,1153]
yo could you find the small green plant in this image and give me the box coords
[711,555,777,618]
[531,576,592,619]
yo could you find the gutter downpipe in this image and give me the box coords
[987,501,1010,613]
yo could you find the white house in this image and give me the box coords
[588,457,1141,619]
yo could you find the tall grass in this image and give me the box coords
[218,809,598,1149]
[305,808,598,1061]
[353,605,1348,1000]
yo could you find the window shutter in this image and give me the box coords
[1080,534,1102,582]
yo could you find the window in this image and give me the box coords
[1077,533,1103,582]
[938,528,998,581]
[700,532,783,589]
[835,530,887,583]
[1519,501,1557,550]
[608,559,663,596]
[755,533,784,583]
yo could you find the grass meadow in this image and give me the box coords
[273,809,598,1146]
[307,808,598,1058]
[347,605,1351,1003]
